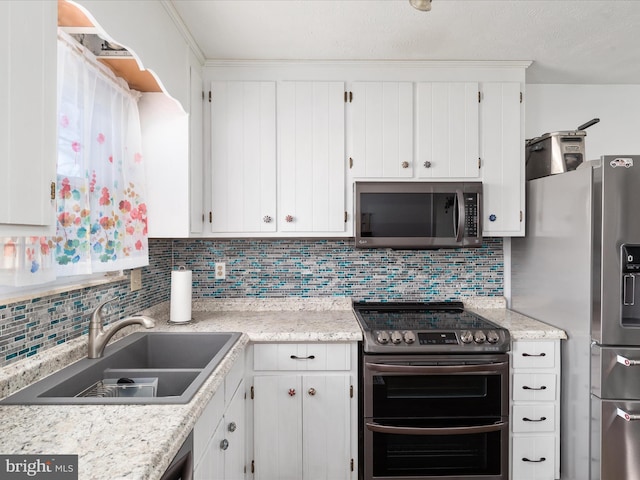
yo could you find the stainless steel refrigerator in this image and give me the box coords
[511,155,640,480]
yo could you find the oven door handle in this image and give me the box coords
[365,421,508,436]
[365,361,508,374]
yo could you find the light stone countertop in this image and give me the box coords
[0,296,564,480]
[0,297,361,480]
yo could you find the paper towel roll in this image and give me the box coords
[170,268,192,323]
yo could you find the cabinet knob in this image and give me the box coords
[308,387,316,396]
[220,439,229,451]
[423,161,432,168]
[288,388,296,397]
[285,215,294,223]
[489,214,497,222]
[228,421,237,432]
[401,161,410,169]
[263,215,272,223]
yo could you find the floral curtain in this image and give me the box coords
[0,32,149,286]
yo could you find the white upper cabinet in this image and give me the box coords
[0,1,57,236]
[202,62,527,238]
[351,82,414,178]
[417,82,480,178]
[278,82,346,233]
[210,81,277,233]
[480,82,524,236]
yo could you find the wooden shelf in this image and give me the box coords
[57,0,161,93]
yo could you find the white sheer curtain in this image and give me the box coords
[0,32,149,286]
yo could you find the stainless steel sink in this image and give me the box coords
[0,332,242,405]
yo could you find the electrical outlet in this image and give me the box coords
[215,262,226,280]
[130,268,142,291]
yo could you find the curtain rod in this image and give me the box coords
[57,29,141,102]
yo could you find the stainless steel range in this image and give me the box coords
[353,301,511,480]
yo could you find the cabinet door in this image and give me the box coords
[190,65,204,234]
[210,81,276,233]
[351,82,413,178]
[224,380,246,480]
[417,82,479,178]
[0,1,57,236]
[302,375,351,480]
[195,417,225,480]
[278,82,345,233]
[480,82,523,236]
[253,375,303,480]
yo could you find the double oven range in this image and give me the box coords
[353,301,511,480]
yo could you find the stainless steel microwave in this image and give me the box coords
[354,181,483,249]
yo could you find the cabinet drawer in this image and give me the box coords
[253,343,351,371]
[513,373,557,402]
[512,404,556,433]
[512,435,556,480]
[512,341,556,369]
[224,353,245,405]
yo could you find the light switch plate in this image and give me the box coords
[130,268,142,291]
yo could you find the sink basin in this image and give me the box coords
[0,332,242,405]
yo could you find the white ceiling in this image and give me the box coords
[170,0,640,84]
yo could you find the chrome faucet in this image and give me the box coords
[88,298,156,358]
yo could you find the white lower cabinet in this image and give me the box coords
[510,340,561,480]
[195,357,246,480]
[250,343,357,480]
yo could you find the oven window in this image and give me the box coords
[369,421,504,477]
[370,374,503,418]
[360,192,456,238]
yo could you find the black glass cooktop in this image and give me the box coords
[353,301,501,331]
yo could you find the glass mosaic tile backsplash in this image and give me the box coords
[174,238,503,300]
[0,237,503,367]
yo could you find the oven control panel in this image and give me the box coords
[370,329,508,352]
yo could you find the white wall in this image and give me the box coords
[525,84,640,159]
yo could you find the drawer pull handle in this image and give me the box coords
[522,457,546,463]
[523,416,547,422]
[522,352,546,357]
[290,355,315,360]
[522,385,547,391]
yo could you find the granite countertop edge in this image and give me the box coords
[0,296,565,480]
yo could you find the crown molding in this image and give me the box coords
[203,59,533,70]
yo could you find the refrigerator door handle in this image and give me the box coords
[624,274,635,306]
[616,354,640,367]
[616,408,640,421]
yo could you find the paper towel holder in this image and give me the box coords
[169,266,193,325]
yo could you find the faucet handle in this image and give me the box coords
[91,297,118,324]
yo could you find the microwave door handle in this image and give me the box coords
[454,190,465,242]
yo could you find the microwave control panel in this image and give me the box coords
[464,194,479,236]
